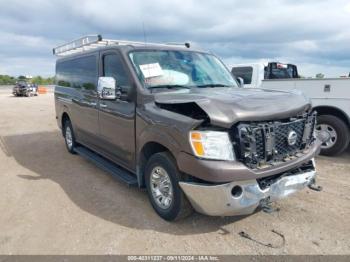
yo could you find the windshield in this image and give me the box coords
[129,50,238,89]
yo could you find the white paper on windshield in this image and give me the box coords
[139,63,163,78]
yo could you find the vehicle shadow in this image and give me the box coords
[3,131,249,235]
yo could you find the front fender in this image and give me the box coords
[135,103,203,186]
[136,103,202,157]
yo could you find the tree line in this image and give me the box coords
[0,75,54,85]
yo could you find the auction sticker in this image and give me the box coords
[139,63,163,78]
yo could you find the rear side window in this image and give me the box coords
[266,64,296,79]
[56,55,97,90]
[103,54,131,90]
[231,66,253,85]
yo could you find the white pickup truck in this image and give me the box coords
[231,62,350,156]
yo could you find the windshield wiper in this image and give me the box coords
[195,84,232,88]
[148,84,191,89]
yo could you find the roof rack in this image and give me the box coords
[53,34,191,56]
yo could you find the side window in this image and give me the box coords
[75,56,97,90]
[55,62,71,87]
[55,55,97,90]
[231,66,253,85]
[56,61,72,87]
[103,54,131,90]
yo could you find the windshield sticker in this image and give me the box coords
[139,63,164,78]
[144,70,190,86]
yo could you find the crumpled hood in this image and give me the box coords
[154,87,311,128]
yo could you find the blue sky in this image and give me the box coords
[0,0,349,77]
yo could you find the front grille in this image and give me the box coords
[233,112,316,169]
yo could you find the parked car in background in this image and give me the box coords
[13,81,38,97]
[53,35,320,221]
[231,62,350,156]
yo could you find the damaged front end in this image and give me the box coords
[155,102,209,122]
[151,89,320,217]
[232,112,317,169]
[179,160,317,216]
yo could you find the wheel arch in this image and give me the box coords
[61,112,71,136]
[313,106,350,129]
[137,141,177,188]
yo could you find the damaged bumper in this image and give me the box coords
[179,165,317,216]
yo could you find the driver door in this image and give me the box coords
[98,50,136,171]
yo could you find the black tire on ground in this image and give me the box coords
[145,152,193,221]
[317,115,350,156]
[63,118,77,154]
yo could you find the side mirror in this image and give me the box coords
[97,77,119,100]
[237,77,244,87]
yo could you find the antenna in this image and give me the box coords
[142,22,153,93]
[142,22,147,47]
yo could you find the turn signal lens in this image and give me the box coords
[190,132,205,156]
[191,132,202,141]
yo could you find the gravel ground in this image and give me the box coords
[0,86,349,255]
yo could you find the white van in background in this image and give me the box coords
[231,62,350,156]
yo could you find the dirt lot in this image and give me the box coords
[0,86,349,255]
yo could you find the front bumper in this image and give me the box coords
[179,166,316,216]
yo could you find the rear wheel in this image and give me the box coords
[145,152,193,221]
[63,119,77,154]
[316,115,350,156]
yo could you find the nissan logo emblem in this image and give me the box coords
[287,130,298,146]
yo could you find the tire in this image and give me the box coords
[145,152,193,221]
[63,119,77,154]
[316,115,350,156]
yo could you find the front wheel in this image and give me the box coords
[316,115,350,156]
[145,152,193,221]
